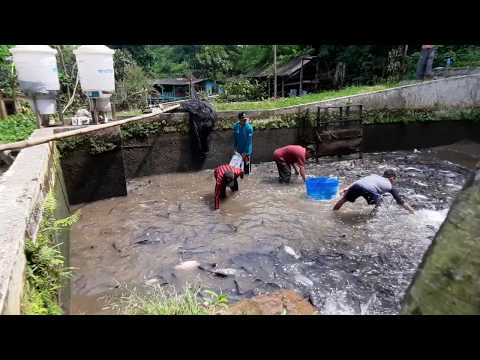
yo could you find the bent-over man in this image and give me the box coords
[333,169,415,214]
[272,144,316,184]
[214,164,244,210]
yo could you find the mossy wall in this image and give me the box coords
[56,127,127,205]
[401,168,480,314]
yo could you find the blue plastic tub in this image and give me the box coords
[305,176,339,201]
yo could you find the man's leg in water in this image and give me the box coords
[369,196,383,216]
[276,160,291,183]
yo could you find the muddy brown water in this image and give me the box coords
[69,148,471,315]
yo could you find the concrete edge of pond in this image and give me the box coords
[0,128,63,314]
[401,165,480,315]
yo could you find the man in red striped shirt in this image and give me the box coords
[214,164,244,210]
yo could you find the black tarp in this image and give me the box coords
[181,91,217,161]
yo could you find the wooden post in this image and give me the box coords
[273,45,277,98]
[299,57,304,95]
[190,76,193,99]
[0,96,7,120]
[111,101,116,121]
[31,95,42,129]
[282,78,285,98]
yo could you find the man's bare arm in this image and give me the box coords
[402,202,415,214]
[299,166,306,182]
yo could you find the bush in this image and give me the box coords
[0,112,36,143]
[113,64,150,111]
[217,78,268,102]
[22,191,79,315]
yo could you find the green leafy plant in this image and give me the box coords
[0,113,37,143]
[217,78,268,103]
[21,191,79,315]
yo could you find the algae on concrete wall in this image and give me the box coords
[401,168,480,315]
[21,147,77,315]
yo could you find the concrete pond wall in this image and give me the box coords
[402,166,480,314]
[0,129,71,314]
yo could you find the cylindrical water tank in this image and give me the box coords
[9,45,60,93]
[74,45,115,93]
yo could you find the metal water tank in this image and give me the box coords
[73,45,115,94]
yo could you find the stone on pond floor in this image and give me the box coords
[222,290,318,315]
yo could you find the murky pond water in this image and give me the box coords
[70,149,469,315]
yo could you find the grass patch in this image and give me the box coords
[105,284,229,315]
[0,113,36,143]
[116,109,143,118]
[21,191,79,315]
[213,83,398,111]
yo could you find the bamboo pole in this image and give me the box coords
[273,45,277,98]
[0,104,181,152]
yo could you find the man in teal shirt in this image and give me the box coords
[233,112,254,174]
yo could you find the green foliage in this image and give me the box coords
[120,119,168,139]
[107,283,229,315]
[362,107,480,125]
[193,45,237,80]
[214,83,396,111]
[114,64,150,111]
[0,45,16,95]
[57,135,119,156]
[217,78,268,102]
[0,112,36,143]
[434,45,480,68]
[22,191,79,315]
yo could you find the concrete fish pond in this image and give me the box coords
[69,149,469,315]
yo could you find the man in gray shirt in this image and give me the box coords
[333,169,415,214]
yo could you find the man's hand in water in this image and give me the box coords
[404,203,415,214]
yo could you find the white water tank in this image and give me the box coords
[74,45,115,93]
[9,45,60,93]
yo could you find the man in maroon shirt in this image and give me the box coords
[273,144,315,184]
[214,164,244,210]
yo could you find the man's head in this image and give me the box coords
[223,171,235,189]
[383,169,397,183]
[305,145,316,159]
[238,112,248,125]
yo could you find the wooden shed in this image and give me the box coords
[249,55,336,97]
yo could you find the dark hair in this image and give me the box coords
[224,171,235,187]
[383,169,397,178]
[238,112,246,119]
[306,144,316,157]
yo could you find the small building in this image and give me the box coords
[150,78,222,104]
[249,55,335,97]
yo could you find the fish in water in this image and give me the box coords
[294,274,314,288]
[174,260,200,271]
[214,268,237,277]
[284,245,301,259]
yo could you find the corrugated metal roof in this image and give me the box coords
[250,56,317,78]
[153,78,206,86]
